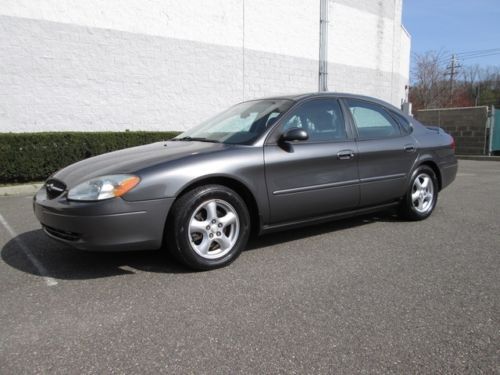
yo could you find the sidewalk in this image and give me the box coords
[0,183,43,197]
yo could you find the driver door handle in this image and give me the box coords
[337,150,355,160]
[404,144,416,152]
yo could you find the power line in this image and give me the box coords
[436,48,500,63]
[453,47,500,55]
[441,47,500,57]
[460,51,500,61]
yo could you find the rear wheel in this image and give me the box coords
[399,166,438,220]
[166,184,250,270]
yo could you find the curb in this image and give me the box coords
[0,183,44,197]
[456,155,500,162]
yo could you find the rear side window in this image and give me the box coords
[345,99,401,140]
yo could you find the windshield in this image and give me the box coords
[173,99,294,145]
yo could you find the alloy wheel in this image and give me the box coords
[188,199,240,259]
[411,173,434,214]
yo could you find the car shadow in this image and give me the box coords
[1,209,400,281]
[1,229,190,280]
[247,209,400,251]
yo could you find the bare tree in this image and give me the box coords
[475,66,500,106]
[461,64,481,105]
[462,64,481,85]
[411,50,500,111]
[410,51,451,110]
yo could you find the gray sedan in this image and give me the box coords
[34,93,457,270]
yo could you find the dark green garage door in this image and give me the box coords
[491,108,500,153]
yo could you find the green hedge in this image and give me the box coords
[0,132,181,183]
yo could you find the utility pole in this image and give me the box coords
[445,54,461,106]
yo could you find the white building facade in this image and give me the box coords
[0,0,410,132]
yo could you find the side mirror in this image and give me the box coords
[280,128,309,142]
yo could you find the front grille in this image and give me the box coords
[45,179,66,199]
[43,225,81,241]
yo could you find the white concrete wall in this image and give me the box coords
[0,0,244,48]
[327,0,410,106]
[0,0,410,132]
[399,25,412,100]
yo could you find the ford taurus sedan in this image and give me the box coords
[34,93,457,270]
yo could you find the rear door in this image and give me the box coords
[264,97,359,224]
[342,98,418,207]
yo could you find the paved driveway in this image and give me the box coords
[0,160,498,374]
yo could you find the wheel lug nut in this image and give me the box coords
[218,223,222,228]
[209,233,214,238]
[212,219,216,224]
[206,226,210,230]
[216,232,221,236]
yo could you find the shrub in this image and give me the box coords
[0,132,180,183]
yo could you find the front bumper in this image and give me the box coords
[33,187,174,251]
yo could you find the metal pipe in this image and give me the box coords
[319,0,328,92]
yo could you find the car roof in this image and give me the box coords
[258,92,402,112]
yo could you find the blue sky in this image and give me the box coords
[403,0,500,67]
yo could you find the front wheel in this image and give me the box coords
[166,185,250,270]
[399,166,438,220]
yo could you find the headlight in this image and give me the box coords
[67,174,140,201]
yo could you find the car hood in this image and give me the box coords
[53,141,228,187]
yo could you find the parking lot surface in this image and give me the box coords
[0,160,498,374]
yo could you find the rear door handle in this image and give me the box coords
[337,150,355,160]
[404,144,416,153]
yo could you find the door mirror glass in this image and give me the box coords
[281,128,309,142]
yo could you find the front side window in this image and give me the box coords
[281,98,347,142]
[173,99,294,145]
[346,99,401,140]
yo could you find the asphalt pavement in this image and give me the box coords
[0,160,498,374]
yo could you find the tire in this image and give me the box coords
[166,184,251,270]
[399,166,438,221]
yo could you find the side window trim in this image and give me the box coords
[386,109,412,135]
[338,98,359,140]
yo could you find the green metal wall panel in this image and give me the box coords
[492,109,500,152]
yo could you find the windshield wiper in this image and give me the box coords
[171,136,220,143]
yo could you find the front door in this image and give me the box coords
[264,98,360,224]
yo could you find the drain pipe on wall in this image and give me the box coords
[318,0,329,92]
